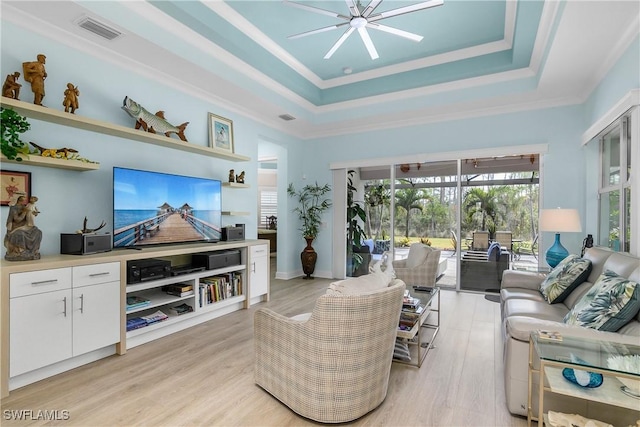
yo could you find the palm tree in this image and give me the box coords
[463,187,505,237]
[364,181,390,240]
[395,179,425,238]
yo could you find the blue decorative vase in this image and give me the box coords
[546,233,568,268]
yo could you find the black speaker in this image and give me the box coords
[222,224,245,241]
[60,233,112,255]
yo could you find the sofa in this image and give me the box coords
[500,247,640,424]
[254,263,405,423]
[460,241,510,291]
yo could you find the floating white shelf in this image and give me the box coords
[1,98,250,162]
[222,211,250,216]
[0,153,100,171]
[222,182,250,188]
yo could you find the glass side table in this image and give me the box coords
[395,287,440,368]
[528,332,640,426]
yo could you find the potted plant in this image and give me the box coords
[287,182,332,279]
[1,108,30,161]
[347,170,369,276]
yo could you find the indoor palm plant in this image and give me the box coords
[287,182,332,279]
[347,170,369,276]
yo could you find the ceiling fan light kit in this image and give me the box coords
[284,0,444,60]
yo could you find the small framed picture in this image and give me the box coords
[208,113,234,153]
[1,170,31,206]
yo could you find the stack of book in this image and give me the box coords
[402,296,421,312]
[141,310,168,325]
[169,303,194,316]
[162,282,194,297]
[126,295,151,311]
[126,317,147,331]
[126,310,169,331]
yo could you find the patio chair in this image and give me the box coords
[472,231,490,250]
[495,231,512,256]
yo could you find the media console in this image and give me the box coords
[0,240,270,398]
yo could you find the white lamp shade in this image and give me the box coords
[540,208,582,233]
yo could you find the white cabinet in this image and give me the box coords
[9,274,71,377]
[9,263,120,377]
[249,244,269,303]
[72,263,120,356]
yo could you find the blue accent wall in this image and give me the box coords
[1,19,638,275]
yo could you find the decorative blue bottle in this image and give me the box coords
[546,233,568,268]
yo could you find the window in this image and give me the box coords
[598,113,633,252]
[259,189,277,229]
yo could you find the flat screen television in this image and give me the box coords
[113,167,222,248]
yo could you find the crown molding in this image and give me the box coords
[579,15,640,104]
[528,0,561,75]
[581,89,640,145]
[309,93,582,139]
[215,0,518,90]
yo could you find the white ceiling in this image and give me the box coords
[2,1,639,139]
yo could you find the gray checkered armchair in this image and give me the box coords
[254,280,406,423]
[392,243,441,286]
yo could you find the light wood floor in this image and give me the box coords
[1,259,528,427]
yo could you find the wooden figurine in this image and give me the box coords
[22,54,47,106]
[4,193,42,261]
[235,171,245,184]
[2,72,21,99]
[62,83,79,113]
[228,169,235,183]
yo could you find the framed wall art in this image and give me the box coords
[208,113,234,153]
[1,170,31,206]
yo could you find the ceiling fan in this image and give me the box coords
[284,0,444,60]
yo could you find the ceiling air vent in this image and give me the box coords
[278,114,296,121]
[77,17,122,41]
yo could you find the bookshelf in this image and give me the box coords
[125,263,246,346]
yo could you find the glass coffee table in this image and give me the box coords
[395,287,440,368]
[528,331,640,426]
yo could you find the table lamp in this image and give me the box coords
[540,208,582,268]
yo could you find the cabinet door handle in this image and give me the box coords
[251,262,256,273]
[63,297,68,317]
[31,279,58,286]
[89,272,110,277]
[79,294,84,314]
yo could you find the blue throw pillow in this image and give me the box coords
[487,242,501,261]
[564,270,640,332]
[539,255,592,303]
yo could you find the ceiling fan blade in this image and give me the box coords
[362,0,383,17]
[324,27,355,59]
[366,22,423,42]
[345,0,361,16]
[283,0,350,20]
[288,22,349,40]
[368,0,444,22]
[357,27,379,60]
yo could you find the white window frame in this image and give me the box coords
[597,107,637,254]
